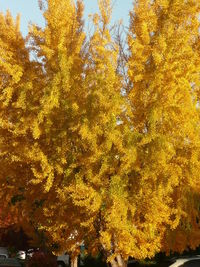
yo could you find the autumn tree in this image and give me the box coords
[0,8,44,231]
[29,1,136,266]
[0,0,90,263]
[65,1,136,266]
[24,0,87,264]
[1,0,200,266]
[128,0,200,257]
[23,1,138,267]
[0,8,55,253]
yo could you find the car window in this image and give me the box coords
[180,259,200,266]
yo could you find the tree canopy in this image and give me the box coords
[0,0,200,267]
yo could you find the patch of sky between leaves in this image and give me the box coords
[0,0,132,62]
[0,0,132,37]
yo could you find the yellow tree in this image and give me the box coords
[30,1,138,266]
[0,0,87,261]
[26,0,88,264]
[2,0,200,265]
[0,9,44,229]
[128,0,200,257]
[53,1,142,266]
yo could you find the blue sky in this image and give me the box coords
[0,0,133,36]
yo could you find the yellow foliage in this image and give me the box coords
[128,0,200,258]
[1,0,200,264]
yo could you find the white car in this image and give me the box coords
[16,251,26,260]
[169,255,200,266]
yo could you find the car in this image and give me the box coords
[16,251,25,260]
[0,248,9,259]
[0,258,21,267]
[169,255,200,266]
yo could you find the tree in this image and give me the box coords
[28,1,135,266]
[128,0,200,257]
[24,1,138,267]
[0,1,87,263]
[1,1,200,266]
[0,8,42,230]
[24,0,89,265]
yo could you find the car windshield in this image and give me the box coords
[180,259,200,266]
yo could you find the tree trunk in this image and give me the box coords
[110,259,118,267]
[116,255,127,267]
[71,256,78,267]
[110,255,127,267]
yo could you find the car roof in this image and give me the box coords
[170,256,200,266]
[0,258,21,267]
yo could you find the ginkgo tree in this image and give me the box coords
[0,1,86,265]
[1,0,200,267]
[27,1,137,266]
[128,0,200,257]
[0,8,42,230]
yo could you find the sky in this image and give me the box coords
[0,0,133,36]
